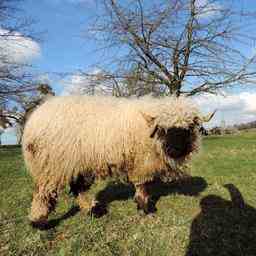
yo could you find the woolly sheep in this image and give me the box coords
[22,95,214,227]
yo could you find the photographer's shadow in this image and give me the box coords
[186,184,256,256]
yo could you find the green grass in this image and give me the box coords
[1,132,256,255]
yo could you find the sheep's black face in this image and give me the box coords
[160,127,193,159]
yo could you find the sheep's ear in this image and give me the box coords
[140,112,156,127]
[149,125,159,138]
[140,112,159,138]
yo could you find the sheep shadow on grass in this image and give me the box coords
[186,184,256,256]
[40,176,207,230]
[93,176,207,217]
[33,206,80,230]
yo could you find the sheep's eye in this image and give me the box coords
[193,117,201,126]
[189,124,195,130]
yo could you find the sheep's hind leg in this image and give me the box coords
[29,183,58,229]
[70,174,98,214]
[134,183,156,214]
[70,175,109,217]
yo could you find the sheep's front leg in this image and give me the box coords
[30,184,58,229]
[134,183,156,214]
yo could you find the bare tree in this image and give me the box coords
[69,66,167,98]
[88,0,256,97]
[0,0,39,108]
[0,0,42,144]
[11,84,54,144]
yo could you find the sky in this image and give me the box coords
[2,0,256,144]
[22,0,100,91]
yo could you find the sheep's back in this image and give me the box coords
[22,96,146,180]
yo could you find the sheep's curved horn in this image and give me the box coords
[201,109,217,122]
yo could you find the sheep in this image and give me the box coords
[22,95,214,227]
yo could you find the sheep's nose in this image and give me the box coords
[164,128,191,159]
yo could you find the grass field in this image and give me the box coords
[1,131,256,256]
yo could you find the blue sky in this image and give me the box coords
[22,0,102,93]
[2,0,256,144]
[20,0,256,94]
[25,0,96,69]
[2,0,102,144]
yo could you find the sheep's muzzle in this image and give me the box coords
[162,127,192,159]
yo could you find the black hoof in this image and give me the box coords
[147,200,157,214]
[136,199,157,215]
[88,203,108,218]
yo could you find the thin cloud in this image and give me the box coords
[61,68,111,96]
[194,92,256,127]
[195,0,222,18]
[0,28,41,64]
